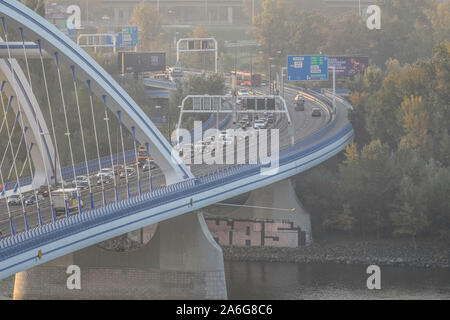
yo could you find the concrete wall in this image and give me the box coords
[205,179,313,247]
[206,219,304,247]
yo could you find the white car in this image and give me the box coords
[96,168,114,185]
[7,194,23,206]
[97,168,114,177]
[221,137,234,146]
[194,141,208,152]
[253,120,267,129]
[120,167,136,178]
[219,131,233,140]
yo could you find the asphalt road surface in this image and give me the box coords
[0,84,331,238]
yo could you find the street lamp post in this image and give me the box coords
[250,53,253,92]
[268,57,274,95]
[281,67,287,98]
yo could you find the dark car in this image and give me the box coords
[142,161,157,172]
[311,107,322,117]
[36,185,52,197]
[295,96,305,111]
[295,103,305,111]
[25,194,44,206]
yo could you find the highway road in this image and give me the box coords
[0,83,333,238]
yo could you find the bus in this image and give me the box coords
[231,71,262,87]
[52,188,83,215]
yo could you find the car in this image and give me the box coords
[295,95,306,111]
[142,161,157,172]
[25,194,44,206]
[175,143,194,158]
[294,94,306,104]
[7,194,23,206]
[311,107,322,117]
[240,117,251,127]
[253,119,267,129]
[194,141,208,152]
[267,113,274,124]
[295,103,305,111]
[97,174,113,185]
[96,168,114,185]
[237,89,249,96]
[36,185,52,197]
[221,136,234,146]
[259,117,268,126]
[77,180,90,190]
[119,167,136,178]
[97,168,114,177]
[219,131,228,140]
[72,176,88,187]
[204,135,216,144]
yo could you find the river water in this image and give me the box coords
[225,261,450,300]
[1,261,448,300]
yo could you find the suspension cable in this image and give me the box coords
[0,88,15,235]
[4,125,28,186]
[146,142,153,192]
[102,95,119,202]
[37,40,64,222]
[19,27,49,226]
[71,66,94,209]
[117,111,130,199]
[131,126,142,196]
[1,19,32,231]
[3,30,43,227]
[54,52,82,216]
[87,80,106,206]
[0,93,28,231]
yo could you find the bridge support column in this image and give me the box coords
[13,212,227,300]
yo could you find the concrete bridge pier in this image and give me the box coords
[13,212,227,299]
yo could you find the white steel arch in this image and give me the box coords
[0,0,192,184]
[0,56,57,188]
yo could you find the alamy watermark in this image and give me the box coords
[66,264,81,290]
[366,5,381,30]
[366,265,381,290]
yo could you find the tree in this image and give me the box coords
[391,176,430,251]
[429,1,450,44]
[23,0,45,17]
[398,96,429,154]
[130,2,163,51]
[252,0,292,59]
[324,203,356,233]
[343,142,359,165]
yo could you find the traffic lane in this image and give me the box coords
[187,86,329,174]
[0,168,166,237]
[0,88,332,237]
